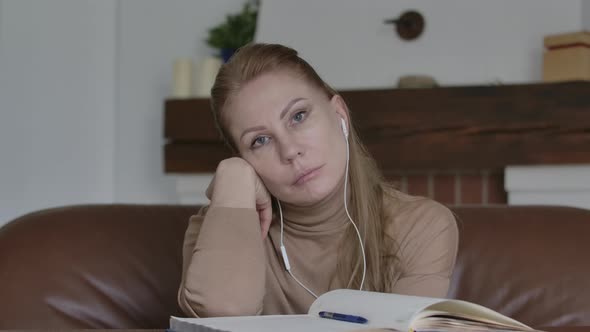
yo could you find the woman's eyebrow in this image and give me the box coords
[240,125,266,142]
[240,97,307,142]
[279,97,306,120]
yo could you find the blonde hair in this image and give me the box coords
[210,43,399,292]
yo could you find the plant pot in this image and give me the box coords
[220,48,237,63]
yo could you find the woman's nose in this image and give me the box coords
[279,139,304,163]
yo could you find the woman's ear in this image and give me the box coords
[330,94,350,129]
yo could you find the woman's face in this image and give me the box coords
[224,70,349,206]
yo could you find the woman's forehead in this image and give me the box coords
[245,70,310,97]
[228,71,318,116]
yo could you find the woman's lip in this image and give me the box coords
[294,165,323,185]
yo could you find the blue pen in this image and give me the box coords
[319,311,368,324]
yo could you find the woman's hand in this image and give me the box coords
[206,157,273,239]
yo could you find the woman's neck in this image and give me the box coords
[279,175,351,235]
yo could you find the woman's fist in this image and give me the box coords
[206,158,273,239]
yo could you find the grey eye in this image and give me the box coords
[252,136,270,148]
[293,111,306,122]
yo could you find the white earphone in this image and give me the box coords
[341,117,349,138]
[277,116,366,299]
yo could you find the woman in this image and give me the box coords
[178,43,458,318]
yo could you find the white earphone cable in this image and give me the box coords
[278,201,319,298]
[343,135,366,291]
[278,122,366,298]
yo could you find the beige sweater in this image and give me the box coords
[177,185,458,318]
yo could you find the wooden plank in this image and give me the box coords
[344,81,590,169]
[365,131,590,170]
[164,98,220,141]
[164,132,590,172]
[163,81,590,173]
[164,142,232,173]
[342,81,590,131]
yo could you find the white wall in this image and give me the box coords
[0,0,587,227]
[0,0,117,225]
[506,165,590,210]
[114,0,244,203]
[583,0,590,30]
[256,0,582,89]
[0,0,244,227]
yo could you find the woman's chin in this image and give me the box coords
[283,178,336,206]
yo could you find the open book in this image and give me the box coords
[170,289,543,332]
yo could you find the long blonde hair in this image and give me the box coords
[210,43,399,292]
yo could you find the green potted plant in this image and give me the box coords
[206,2,258,63]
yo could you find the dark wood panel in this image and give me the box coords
[164,143,232,173]
[365,131,590,170]
[163,81,590,173]
[164,98,220,141]
[342,81,590,132]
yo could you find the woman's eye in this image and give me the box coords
[251,136,270,148]
[292,110,307,123]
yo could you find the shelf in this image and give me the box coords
[164,81,590,173]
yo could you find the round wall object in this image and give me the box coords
[385,10,425,41]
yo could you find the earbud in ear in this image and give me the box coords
[340,118,349,138]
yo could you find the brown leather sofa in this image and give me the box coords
[0,204,589,329]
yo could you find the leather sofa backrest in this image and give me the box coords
[0,204,589,328]
[0,204,195,328]
[449,205,590,327]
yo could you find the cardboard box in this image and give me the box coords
[543,31,590,82]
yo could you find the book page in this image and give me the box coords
[171,315,386,332]
[412,300,533,330]
[171,290,533,332]
[308,289,444,331]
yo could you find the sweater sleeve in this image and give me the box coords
[389,200,459,298]
[177,206,266,317]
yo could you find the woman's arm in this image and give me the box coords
[177,158,271,317]
[177,206,266,317]
[389,200,459,298]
